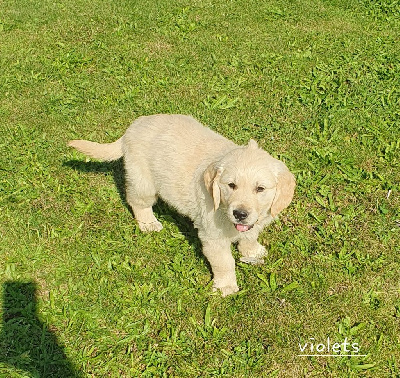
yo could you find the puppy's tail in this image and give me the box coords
[68,137,123,161]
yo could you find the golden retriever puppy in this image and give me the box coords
[68,114,295,296]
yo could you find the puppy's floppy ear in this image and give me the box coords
[247,139,258,149]
[204,163,224,210]
[271,169,296,217]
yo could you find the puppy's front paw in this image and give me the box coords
[239,256,264,265]
[239,243,266,264]
[137,220,163,232]
[213,284,239,297]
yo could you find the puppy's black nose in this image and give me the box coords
[233,209,248,222]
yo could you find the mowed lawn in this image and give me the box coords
[1,0,399,376]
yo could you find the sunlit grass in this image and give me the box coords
[1,0,399,376]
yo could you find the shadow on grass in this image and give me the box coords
[64,159,205,263]
[64,159,129,211]
[0,281,82,377]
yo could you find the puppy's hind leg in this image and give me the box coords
[124,161,163,233]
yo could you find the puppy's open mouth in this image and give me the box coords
[235,223,254,232]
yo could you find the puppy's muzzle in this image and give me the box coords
[233,208,254,232]
[233,208,248,222]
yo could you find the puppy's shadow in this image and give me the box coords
[64,159,204,261]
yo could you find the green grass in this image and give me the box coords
[1,0,399,376]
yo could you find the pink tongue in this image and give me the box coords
[235,224,250,232]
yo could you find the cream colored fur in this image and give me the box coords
[68,114,296,296]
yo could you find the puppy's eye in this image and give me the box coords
[256,186,265,193]
[228,183,237,190]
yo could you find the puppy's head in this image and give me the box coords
[204,140,295,232]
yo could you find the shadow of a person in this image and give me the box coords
[0,281,81,377]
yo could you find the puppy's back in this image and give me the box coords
[123,114,236,216]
